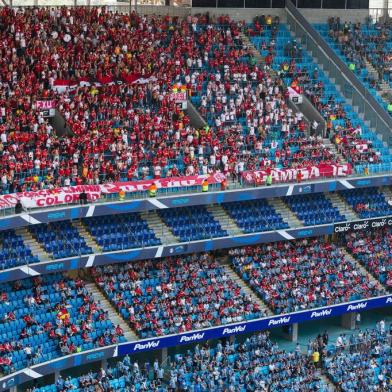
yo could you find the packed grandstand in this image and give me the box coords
[0,1,390,391]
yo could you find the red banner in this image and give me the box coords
[241,163,352,184]
[0,173,226,211]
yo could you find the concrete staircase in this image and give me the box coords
[318,372,337,392]
[72,220,101,254]
[140,211,179,244]
[240,32,265,65]
[206,205,243,236]
[364,59,392,100]
[268,198,302,228]
[222,263,273,316]
[341,248,387,292]
[381,186,392,202]
[322,138,347,164]
[325,192,358,221]
[16,227,51,262]
[86,282,138,342]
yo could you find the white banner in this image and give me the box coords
[0,173,226,211]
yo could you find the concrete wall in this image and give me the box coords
[299,8,369,24]
[190,7,286,22]
[107,5,286,21]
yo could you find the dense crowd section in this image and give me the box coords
[0,274,125,374]
[345,227,392,288]
[250,22,390,173]
[230,239,384,314]
[31,331,328,392]
[1,8,385,197]
[93,254,263,338]
[315,18,392,115]
[325,322,392,391]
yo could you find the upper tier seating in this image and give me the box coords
[0,8,347,196]
[314,19,392,116]
[249,21,392,175]
[93,254,263,339]
[230,238,384,314]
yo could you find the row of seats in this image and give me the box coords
[341,187,392,219]
[29,222,93,259]
[223,199,289,233]
[158,206,227,241]
[285,193,346,226]
[84,214,161,251]
[0,186,390,270]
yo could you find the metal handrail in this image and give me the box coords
[286,0,392,135]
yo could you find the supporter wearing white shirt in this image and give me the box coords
[0,132,6,144]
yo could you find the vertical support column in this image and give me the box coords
[54,370,60,382]
[282,323,298,342]
[9,387,16,392]
[102,358,108,371]
[160,347,168,364]
[341,313,356,330]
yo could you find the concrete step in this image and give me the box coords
[340,249,387,292]
[16,228,51,261]
[268,198,302,228]
[73,220,101,254]
[240,32,264,63]
[205,205,243,236]
[322,138,347,164]
[324,192,358,221]
[85,282,138,342]
[318,371,337,391]
[140,211,179,245]
[381,186,392,202]
[222,264,273,316]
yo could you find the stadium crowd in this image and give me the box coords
[326,17,392,90]
[29,331,327,392]
[345,227,392,288]
[230,239,384,314]
[0,6,356,197]
[0,273,125,374]
[325,321,392,391]
[93,253,263,338]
